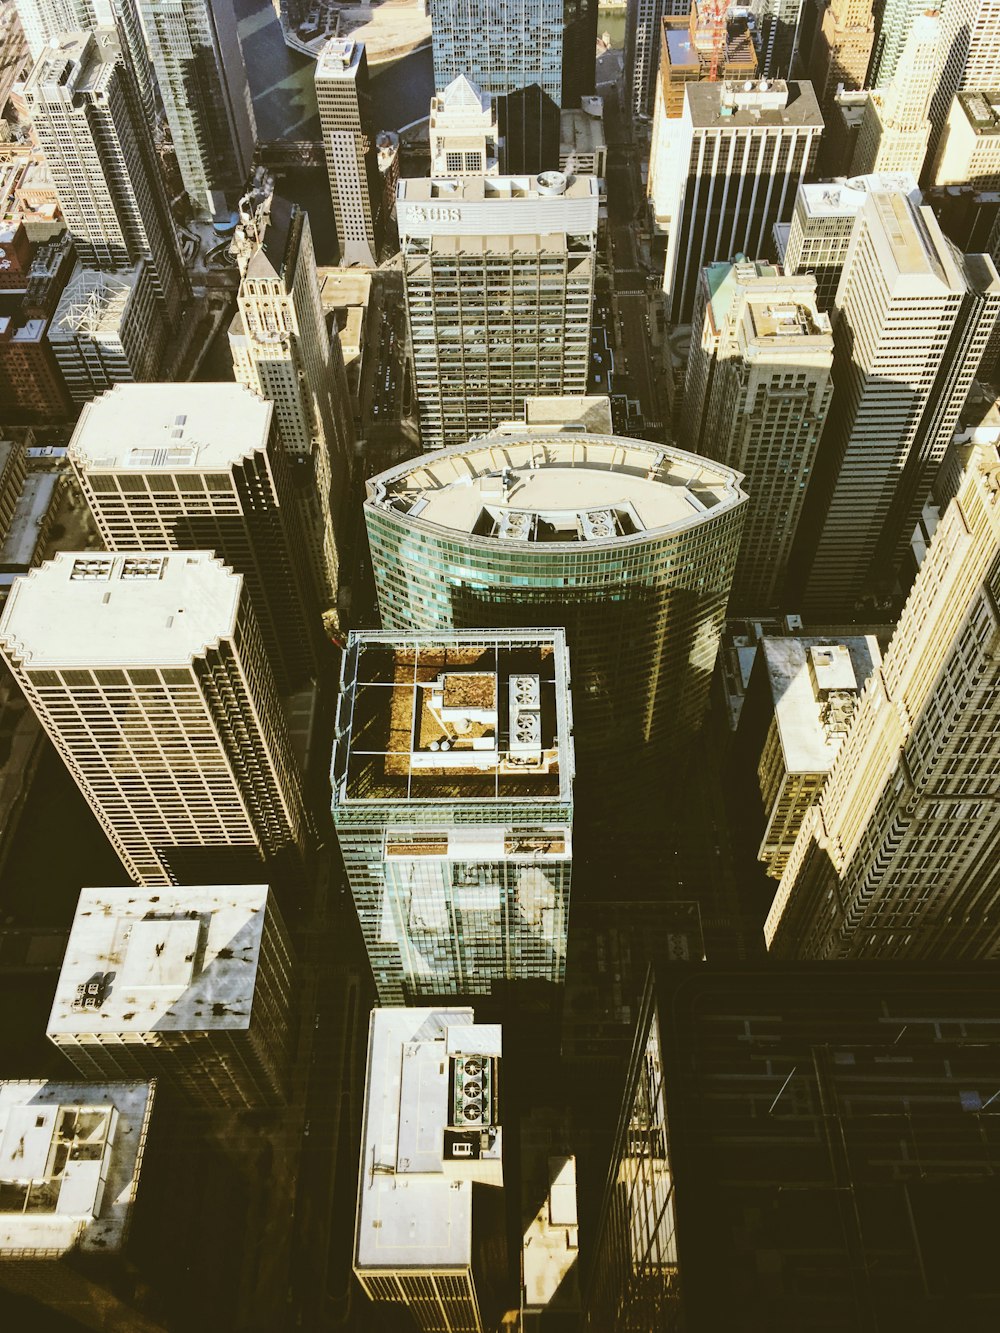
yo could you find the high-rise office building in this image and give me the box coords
[67,382,322,690]
[682,260,833,610]
[0,551,307,886]
[800,191,1000,616]
[740,634,881,878]
[332,630,574,1003]
[315,38,382,266]
[767,442,1000,959]
[626,0,689,119]
[932,88,1000,189]
[585,963,1000,1330]
[229,183,354,612]
[48,262,168,405]
[13,0,157,122]
[22,29,188,323]
[754,0,806,79]
[47,884,294,1108]
[429,75,499,178]
[805,0,874,123]
[364,432,747,767]
[651,79,822,325]
[137,0,255,216]
[355,1007,503,1333]
[780,172,921,308]
[429,0,595,112]
[921,0,1000,164]
[0,1078,156,1326]
[851,13,942,177]
[397,173,598,451]
[648,7,758,125]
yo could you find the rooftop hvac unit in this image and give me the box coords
[580,508,616,540]
[463,1101,483,1122]
[464,1058,482,1076]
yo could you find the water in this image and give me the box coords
[370,45,436,132]
[599,6,627,50]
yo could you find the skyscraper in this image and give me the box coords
[137,0,255,216]
[229,182,355,611]
[586,963,1000,1329]
[0,551,307,886]
[67,382,323,690]
[682,260,833,610]
[429,75,499,178]
[22,29,188,323]
[931,88,1000,190]
[754,0,806,79]
[805,0,874,123]
[332,630,574,1003]
[364,432,747,768]
[355,1007,503,1333]
[651,80,822,325]
[13,0,157,123]
[48,262,169,404]
[851,12,942,177]
[800,191,1000,616]
[47,884,294,1108]
[767,442,1000,960]
[314,38,382,266]
[397,173,598,451]
[780,172,921,309]
[626,0,689,119]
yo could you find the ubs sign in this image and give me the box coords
[408,205,463,223]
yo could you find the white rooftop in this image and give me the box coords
[864,192,967,292]
[368,434,746,544]
[0,551,242,669]
[47,885,272,1036]
[0,1080,153,1258]
[68,383,273,472]
[356,1008,501,1271]
[763,636,882,772]
[798,172,921,218]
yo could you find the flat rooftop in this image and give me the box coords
[367,434,745,545]
[687,79,822,128]
[959,89,1000,134]
[399,173,597,204]
[356,1008,501,1271]
[316,35,362,77]
[0,550,242,668]
[798,173,921,219]
[745,297,830,343]
[0,1079,153,1258]
[50,263,138,340]
[47,885,272,1037]
[866,191,966,291]
[68,383,272,472]
[762,636,882,772]
[334,631,573,803]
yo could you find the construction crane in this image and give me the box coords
[700,0,730,83]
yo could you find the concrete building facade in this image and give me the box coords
[851,13,941,178]
[22,29,188,323]
[315,38,382,267]
[364,433,747,768]
[651,79,822,325]
[332,630,574,1002]
[47,884,294,1108]
[68,382,323,691]
[932,88,1000,190]
[429,75,499,178]
[230,182,355,611]
[801,191,1000,616]
[0,551,307,886]
[397,173,598,451]
[768,443,1000,959]
[683,260,833,610]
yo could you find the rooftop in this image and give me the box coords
[367,434,745,545]
[315,35,362,77]
[958,89,1000,134]
[334,631,573,803]
[686,79,822,128]
[47,885,272,1037]
[797,172,921,218]
[0,551,242,668]
[762,635,882,771]
[50,263,139,341]
[68,383,273,472]
[356,1008,502,1271]
[399,173,597,205]
[865,191,966,291]
[0,1079,153,1258]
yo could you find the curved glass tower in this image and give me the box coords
[365,433,748,767]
